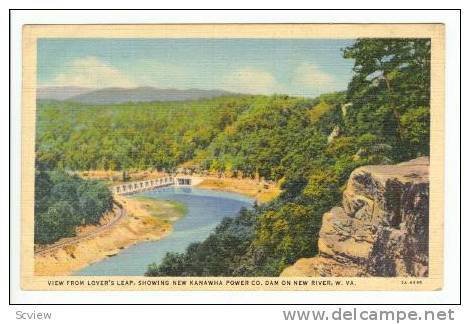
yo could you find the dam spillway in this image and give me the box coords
[111,176,201,195]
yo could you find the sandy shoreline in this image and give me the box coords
[34,176,279,276]
[34,196,180,276]
[195,177,280,203]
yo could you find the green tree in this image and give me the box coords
[343,38,430,160]
[35,201,75,244]
[400,106,430,157]
[34,171,113,244]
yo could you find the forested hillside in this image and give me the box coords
[37,94,346,181]
[195,94,341,180]
[146,38,431,276]
[36,96,256,171]
[35,38,431,275]
[35,171,113,244]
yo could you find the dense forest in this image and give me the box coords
[146,38,431,276]
[36,96,255,172]
[35,38,431,275]
[34,171,113,244]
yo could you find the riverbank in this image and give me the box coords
[77,187,254,276]
[34,196,185,276]
[196,177,280,203]
[78,170,280,203]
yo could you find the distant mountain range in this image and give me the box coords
[37,86,235,104]
[37,86,93,101]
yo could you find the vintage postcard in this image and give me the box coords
[21,24,444,291]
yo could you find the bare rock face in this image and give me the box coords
[281,157,429,277]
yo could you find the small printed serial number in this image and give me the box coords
[400,280,423,285]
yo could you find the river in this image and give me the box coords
[75,187,254,276]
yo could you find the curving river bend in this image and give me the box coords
[75,187,254,276]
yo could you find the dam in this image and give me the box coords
[111,176,202,195]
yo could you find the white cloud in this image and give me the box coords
[292,63,335,91]
[222,68,278,94]
[50,56,136,88]
[130,61,190,89]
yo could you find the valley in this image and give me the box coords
[34,38,431,277]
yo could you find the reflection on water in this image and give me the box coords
[75,187,253,276]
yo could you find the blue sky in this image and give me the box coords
[38,38,355,97]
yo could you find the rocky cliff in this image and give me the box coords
[281,157,429,277]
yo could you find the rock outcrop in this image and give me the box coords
[281,157,429,277]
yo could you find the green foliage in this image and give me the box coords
[35,38,431,275]
[201,96,319,180]
[35,201,75,244]
[302,169,341,204]
[36,96,255,171]
[36,94,348,184]
[34,171,113,244]
[400,106,430,157]
[146,38,431,277]
[146,94,356,276]
[342,38,431,161]
[253,203,317,272]
[146,207,257,276]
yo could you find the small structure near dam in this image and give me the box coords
[111,175,202,195]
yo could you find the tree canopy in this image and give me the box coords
[342,38,430,159]
[35,38,431,275]
[34,170,113,244]
[147,38,431,276]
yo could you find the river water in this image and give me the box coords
[75,187,254,276]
